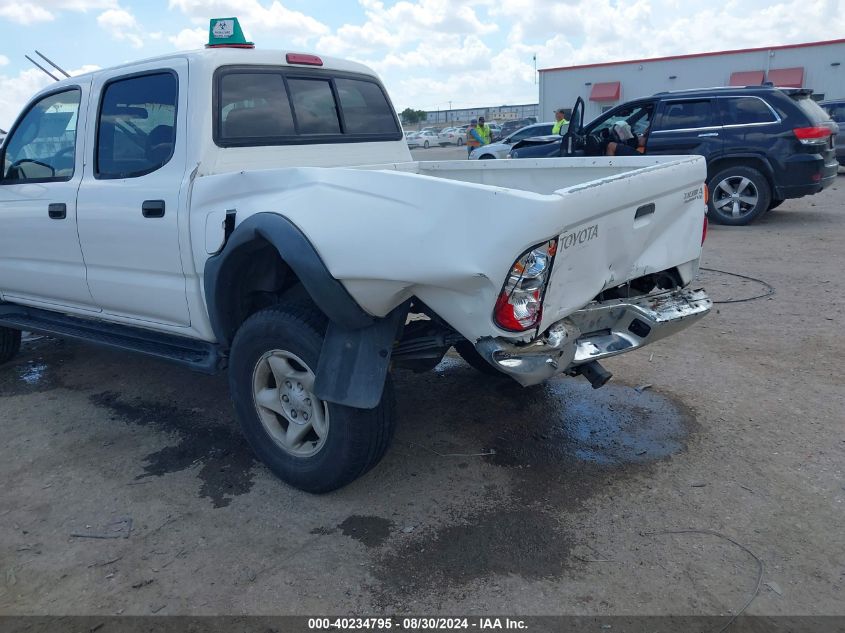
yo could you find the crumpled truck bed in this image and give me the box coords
[191,155,707,343]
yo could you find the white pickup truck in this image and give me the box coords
[0,44,711,492]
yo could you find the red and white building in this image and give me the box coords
[539,38,845,121]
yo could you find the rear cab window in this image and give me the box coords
[214,66,402,146]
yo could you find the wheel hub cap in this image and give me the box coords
[252,350,329,457]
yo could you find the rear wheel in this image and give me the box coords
[0,327,21,365]
[707,166,771,226]
[229,304,396,493]
[423,140,430,149]
[457,137,464,146]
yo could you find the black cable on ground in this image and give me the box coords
[699,267,775,304]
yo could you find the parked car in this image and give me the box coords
[510,87,839,225]
[407,130,439,149]
[486,121,502,141]
[0,36,711,493]
[500,118,535,137]
[437,127,465,146]
[470,122,556,159]
[819,100,845,166]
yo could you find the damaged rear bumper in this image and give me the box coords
[475,287,711,386]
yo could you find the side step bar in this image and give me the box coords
[0,304,223,374]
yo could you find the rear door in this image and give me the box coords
[647,98,722,158]
[76,59,191,327]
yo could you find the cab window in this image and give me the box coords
[590,103,654,136]
[96,72,178,179]
[2,89,80,183]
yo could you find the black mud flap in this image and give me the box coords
[314,302,410,409]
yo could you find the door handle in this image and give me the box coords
[142,200,165,218]
[48,203,66,219]
[635,203,655,219]
[697,132,719,137]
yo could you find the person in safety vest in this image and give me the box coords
[476,116,493,145]
[466,118,485,157]
[552,108,568,135]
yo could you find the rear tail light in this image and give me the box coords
[702,183,709,206]
[494,240,557,331]
[793,126,831,145]
[702,216,708,244]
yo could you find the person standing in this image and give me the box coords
[476,116,492,145]
[466,118,484,158]
[552,108,569,135]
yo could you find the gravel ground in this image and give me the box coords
[1,174,843,617]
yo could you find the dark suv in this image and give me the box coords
[510,87,839,225]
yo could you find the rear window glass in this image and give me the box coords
[220,73,295,138]
[719,97,778,125]
[657,100,716,131]
[288,78,340,135]
[215,68,401,145]
[334,78,399,134]
[793,96,832,125]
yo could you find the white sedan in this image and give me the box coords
[407,130,439,149]
[469,122,557,159]
[437,127,466,146]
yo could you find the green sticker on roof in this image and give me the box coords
[206,17,254,48]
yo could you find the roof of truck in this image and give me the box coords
[42,47,378,92]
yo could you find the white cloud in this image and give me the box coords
[169,27,207,51]
[0,55,9,66]
[0,3,55,23]
[0,64,99,130]
[97,7,144,48]
[168,0,330,46]
[0,0,117,24]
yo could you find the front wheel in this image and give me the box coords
[423,141,430,149]
[478,154,495,160]
[707,166,771,226]
[457,137,464,146]
[0,327,21,365]
[229,305,396,493]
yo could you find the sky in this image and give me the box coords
[1,0,844,128]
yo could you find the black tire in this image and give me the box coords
[423,141,429,149]
[478,154,495,160]
[454,341,506,377]
[228,304,396,493]
[768,198,784,211]
[707,165,771,226]
[0,327,21,365]
[457,138,464,146]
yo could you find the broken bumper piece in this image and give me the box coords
[475,287,711,386]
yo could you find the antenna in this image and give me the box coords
[35,50,71,78]
[25,55,59,81]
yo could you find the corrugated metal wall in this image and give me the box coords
[539,41,845,123]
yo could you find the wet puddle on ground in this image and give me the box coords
[89,392,256,508]
[488,379,692,468]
